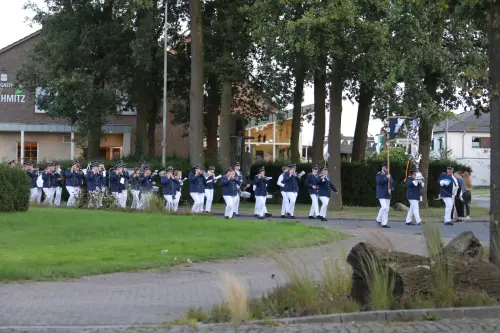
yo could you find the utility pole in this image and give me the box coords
[162,0,168,167]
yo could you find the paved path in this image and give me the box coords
[1,319,500,332]
[473,194,490,208]
[0,220,490,327]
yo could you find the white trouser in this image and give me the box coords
[36,188,43,204]
[234,194,240,214]
[442,197,453,223]
[255,196,267,217]
[131,190,140,209]
[30,188,38,203]
[66,186,77,207]
[112,191,127,208]
[286,192,298,216]
[139,192,152,210]
[281,191,288,215]
[53,187,62,206]
[376,198,390,226]
[98,186,106,207]
[190,192,205,213]
[204,189,214,212]
[406,199,422,224]
[43,188,54,205]
[173,191,181,212]
[309,194,319,217]
[164,194,174,211]
[223,195,236,218]
[319,196,329,218]
[88,190,99,208]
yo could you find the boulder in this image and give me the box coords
[393,203,409,212]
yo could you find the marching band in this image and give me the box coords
[14,160,344,221]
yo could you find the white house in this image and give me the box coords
[432,111,490,186]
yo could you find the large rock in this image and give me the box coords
[346,232,500,308]
[393,203,409,212]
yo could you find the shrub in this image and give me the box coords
[0,164,31,212]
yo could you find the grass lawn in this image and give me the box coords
[0,207,344,282]
[211,203,490,219]
[473,188,491,196]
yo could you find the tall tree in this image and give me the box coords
[19,0,133,160]
[373,0,487,207]
[489,0,500,265]
[189,0,205,165]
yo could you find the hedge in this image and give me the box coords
[31,157,471,207]
[0,164,31,212]
[249,160,472,207]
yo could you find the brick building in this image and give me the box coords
[0,31,188,163]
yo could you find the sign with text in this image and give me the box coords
[0,72,26,103]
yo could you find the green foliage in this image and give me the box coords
[251,160,472,207]
[0,165,31,212]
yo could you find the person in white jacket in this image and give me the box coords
[277,165,289,218]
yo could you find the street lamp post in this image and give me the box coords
[162,0,168,167]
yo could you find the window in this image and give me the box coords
[116,91,137,115]
[18,142,38,163]
[63,135,71,143]
[472,137,490,149]
[34,87,46,113]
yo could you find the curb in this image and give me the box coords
[197,306,500,327]
[210,212,490,223]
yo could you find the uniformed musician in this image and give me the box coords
[306,165,320,219]
[277,165,290,218]
[130,167,141,209]
[233,162,244,217]
[376,163,394,228]
[405,168,422,226]
[188,164,206,214]
[86,161,100,208]
[254,167,271,219]
[52,161,63,207]
[138,164,155,210]
[317,167,338,222]
[204,166,218,213]
[42,163,55,205]
[65,160,84,207]
[282,163,300,219]
[221,168,238,219]
[24,162,39,204]
[161,167,178,211]
[110,161,129,208]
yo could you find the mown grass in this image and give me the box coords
[0,207,345,282]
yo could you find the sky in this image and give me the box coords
[0,0,384,145]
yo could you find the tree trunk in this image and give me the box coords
[135,103,148,159]
[147,97,158,157]
[489,0,500,266]
[421,73,439,209]
[351,82,374,161]
[87,121,102,161]
[347,232,500,309]
[311,54,327,165]
[327,60,344,211]
[205,75,220,164]
[189,0,205,166]
[219,78,232,170]
[290,53,306,163]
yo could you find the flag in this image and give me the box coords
[389,118,407,139]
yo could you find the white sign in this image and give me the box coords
[0,73,26,103]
